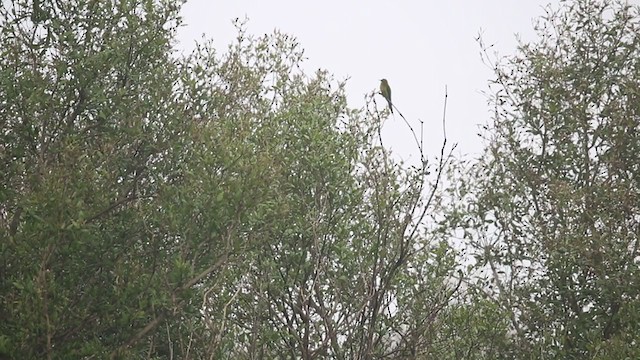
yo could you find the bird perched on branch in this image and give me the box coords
[379,79,393,114]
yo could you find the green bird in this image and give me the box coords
[379,78,393,114]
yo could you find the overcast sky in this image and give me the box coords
[176,1,560,162]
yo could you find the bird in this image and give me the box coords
[379,79,393,114]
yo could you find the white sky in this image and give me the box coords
[176,1,559,162]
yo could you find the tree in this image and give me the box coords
[446,0,640,358]
[176,24,461,359]
[0,0,191,357]
[1,1,460,359]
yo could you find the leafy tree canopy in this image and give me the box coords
[443,0,640,358]
[1,1,456,358]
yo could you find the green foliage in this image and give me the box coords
[445,0,640,358]
[1,2,458,359]
[1,0,187,358]
[174,23,459,358]
[7,0,640,358]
